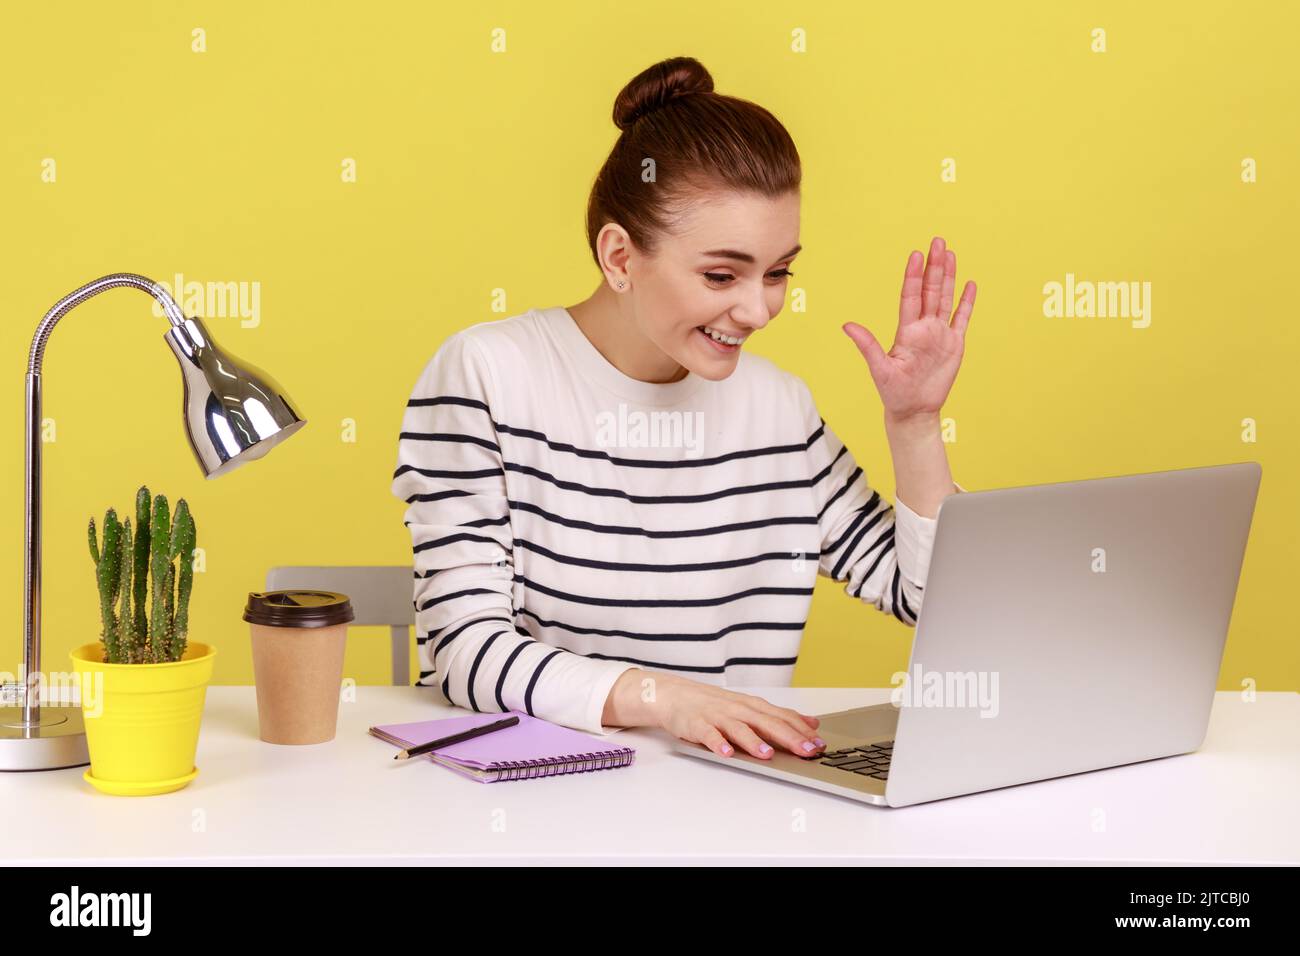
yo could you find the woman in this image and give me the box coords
[391,56,976,762]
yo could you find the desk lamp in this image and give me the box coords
[0,273,306,771]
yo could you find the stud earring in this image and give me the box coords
[617,281,625,289]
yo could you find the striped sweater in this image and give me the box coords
[390,305,961,735]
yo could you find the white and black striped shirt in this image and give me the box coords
[391,306,958,734]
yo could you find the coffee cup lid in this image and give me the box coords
[243,590,355,628]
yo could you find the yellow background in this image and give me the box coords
[2,1,1294,692]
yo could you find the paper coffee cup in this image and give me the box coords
[243,590,355,745]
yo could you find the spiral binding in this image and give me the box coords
[491,749,636,781]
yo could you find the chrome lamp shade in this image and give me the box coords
[165,315,306,479]
[1,273,306,771]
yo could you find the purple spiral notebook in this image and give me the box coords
[368,710,636,783]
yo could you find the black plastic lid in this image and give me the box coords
[242,590,355,628]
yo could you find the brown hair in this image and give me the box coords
[584,56,802,269]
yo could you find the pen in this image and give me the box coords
[393,714,520,760]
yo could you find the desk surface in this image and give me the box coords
[3,687,1297,865]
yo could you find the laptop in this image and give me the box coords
[670,461,1262,807]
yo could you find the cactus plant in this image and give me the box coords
[169,499,196,659]
[88,486,198,664]
[148,493,171,663]
[115,518,134,662]
[132,486,151,650]
[88,509,122,661]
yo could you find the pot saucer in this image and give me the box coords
[83,766,198,796]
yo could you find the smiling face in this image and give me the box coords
[612,189,801,382]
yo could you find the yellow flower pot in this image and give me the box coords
[70,641,217,796]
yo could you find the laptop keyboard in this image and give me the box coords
[807,740,893,780]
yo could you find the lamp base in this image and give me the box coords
[0,705,90,771]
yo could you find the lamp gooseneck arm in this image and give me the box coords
[28,273,186,375]
[22,274,186,725]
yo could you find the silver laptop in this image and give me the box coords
[671,461,1262,807]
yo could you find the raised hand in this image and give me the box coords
[842,236,976,424]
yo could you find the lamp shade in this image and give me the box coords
[164,316,306,479]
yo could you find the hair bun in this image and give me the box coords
[612,56,714,132]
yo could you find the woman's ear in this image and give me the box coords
[596,222,634,292]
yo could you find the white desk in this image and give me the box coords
[2,688,1296,865]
